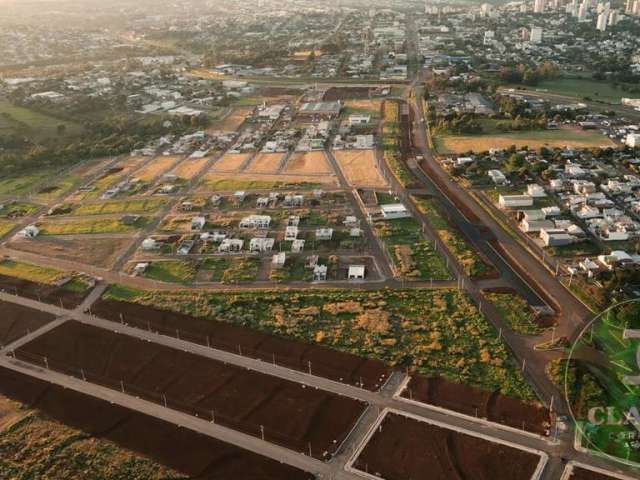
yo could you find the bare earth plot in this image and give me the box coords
[352,411,543,480]
[334,149,388,188]
[8,236,133,269]
[208,106,254,133]
[434,128,616,154]
[211,153,252,172]
[285,151,334,175]
[245,152,286,173]
[0,367,313,480]
[132,155,181,182]
[16,321,367,459]
[172,157,210,180]
[0,301,55,345]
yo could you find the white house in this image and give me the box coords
[348,115,371,126]
[240,215,272,229]
[499,195,533,209]
[285,226,299,241]
[540,228,574,247]
[526,184,547,198]
[348,265,366,280]
[291,239,305,253]
[272,252,286,267]
[141,237,159,250]
[488,169,507,185]
[16,225,39,239]
[313,264,328,281]
[316,228,334,240]
[381,203,411,219]
[626,133,640,147]
[191,216,206,230]
[456,157,474,166]
[250,237,275,253]
[520,219,555,233]
[354,135,375,149]
[218,239,244,253]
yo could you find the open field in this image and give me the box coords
[0,99,82,141]
[131,155,181,182]
[9,236,132,269]
[172,157,210,180]
[0,169,55,197]
[0,394,186,480]
[0,301,55,346]
[142,260,197,284]
[485,289,553,335]
[38,217,147,235]
[71,198,166,216]
[102,286,534,399]
[245,152,286,173]
[343,99,382,117]
[570,467,622,480]
[0,273,88,308]
[212,153,251,172]
[200,172,334,191]
[0,201,39,218]
[333,149,388,188]
[0,367,312,480]
[32,157,114,203]
[401,375,549,435]
[285,151,334,175]
[92,156,147,192]
[434,127,616,154]
[352,412,542,480]
[208,106,254,132]
[0,259,67,285]
[535,77,631,104]
[17,321,367,458]
[0,222,16,239]
[94,296,390,390]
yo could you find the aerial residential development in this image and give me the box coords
[1,0,640,479]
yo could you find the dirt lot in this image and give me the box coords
[344,99,382,114]
[0,301,55,346]
[245,152,286,173]
[0,273,87,308]
[401,375,550,435]
[132,155,181,182]
[172,157,210,180]
[17,321,366,458]
[212,153,252,172]
[209,107,254,133]
[92,298,390,391]
[285,151,334,175]
[0,366,313,479]
[9,236,132,269]
[570,468,620,480]
[353,412,542,480]
[334,149,388,188]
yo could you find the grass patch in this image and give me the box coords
[535,77,631,104]
[0,259,66,284]
[39,217,148,235]
[105,286,536,400]
[202,177,321,191]
[221,257,261,283]
[0,221,16,238]
[485,292,545,335]
[144,261,196,284]
[201,257,232,282]
[382,101,416,188]
[0,170,55,197]
[0,202,39,219]
[0,99,82,140]
[72,199,166,216]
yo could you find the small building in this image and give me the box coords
[350,227,363,237]
[191,216,206,230]
[17,225,39,239]
[141,237,159,250]
[233,191,246,203]
[521,219,555,233]
[272,252,286,267]
[210,194,223,206]
[285,226,299,241]
[381,203,411,220]
[288,215,300,227]
[348,265,366,280]
[180,201,194,212]
[354,135,375,149]
[348,114,371,126]
[240,215,272,229]
[313,264,328,281]
[177,240,195,255]
[256,197,270,208]
[488,169,507,185]
[540,228,574,247]
[133,262,149,275]
[499,194,533,209]
[291,239,306,253]
[250,237,275,253]
[299,101,342,118]
[344,216,359,227]
[526,184,547,198]
[456,156,474,166]
[283,194,304,207]
[218,238,244,253]
[316,228,334,240]
[305,255,319,269]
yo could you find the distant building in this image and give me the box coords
[299,101,342,118]
[529,26,543,43]
[348,265,366,280]
[381,203,411,220]
[499,194,534,209]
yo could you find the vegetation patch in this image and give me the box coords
[221,257,261,283]
[485,292,545,335]
[144,261,196,284]
[72,199,166,216]
[0,259,67,285]
[104,286,535,399]
[39,217,148,235]
[382,101,415,188]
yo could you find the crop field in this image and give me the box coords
[0,301,55,346]
[434,128,615,154]
[351,412,543,480]
[285,151,334,175]
[401,375,550,435]
[172,157,210,180]
[212,153,252,172]
[209,106,254,132]
[0,367,312,480]
[71,198,166,216]
[200,172,333,191]
[245,152,286,173]
[333,149,388,188]
[102,286,534,399]
[9,236,132,269]
[16,321,367,458]
[131,155,181,182]
[38,217,147,235]
[93,295,390,389]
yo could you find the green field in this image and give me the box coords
[143,261,196,284]
[72,199,166,216]
[0,99,82,140]
[0,170,56,197]
[201,177,322,191]
[0,202,39,218]
[105,285,535,399]
[485,292,544,336]
[39,217,147,235]
[0,259,66,284]
[535,78,632,104]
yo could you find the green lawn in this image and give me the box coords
[535,77,631,104]
[0,259,66,284]
[144,261,196,284]
[0,99,82,140]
